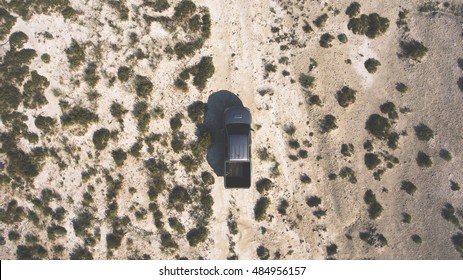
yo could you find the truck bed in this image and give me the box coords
[225,161,251,188]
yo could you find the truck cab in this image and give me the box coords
[224,106,251,188]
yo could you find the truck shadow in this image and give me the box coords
[204,90,243,176]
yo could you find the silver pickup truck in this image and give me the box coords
[224,106,251,188]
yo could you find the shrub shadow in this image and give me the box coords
[204,90,243,176]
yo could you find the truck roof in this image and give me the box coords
[228,134,249,160]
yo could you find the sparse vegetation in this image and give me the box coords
[401,181,417,195]
[326,244,338,256]
[348,13,390,38]
[299,74,315,88]
[92,128,111,150]
[254,197,270,221]
[320,115,338,133]
[83,62,99,87]
[439,149,452,161]
[313,14,328,28]
[65,39,85,69]
[345,2,361,18]
[192,56,215,91]
[441,203,459,226]
[451,233,463,257]
[414,124,434,141]
[186,226,208,247]
[338,33,348,43]
[416,151,432,167]
[319,33,335,48]
[396,82,408,93]
[134,75,153,98]
[256,245,270,260]
[411,234,422,244]
[380,102,398,120]
[399,40,428,61]
[61,105,99,127]
[277,199,289,215]
[450,181,460,191]
[9,31,28,49]
[365,114,391,140]
[256,178,273,194]
[306,196,321,207]
[339,167,357,184]
[364,153,381,170]
[402,212,411,224]
[112,149,127,167]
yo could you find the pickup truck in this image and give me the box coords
[224,106,251,188]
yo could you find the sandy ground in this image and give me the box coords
[1,0,463,259]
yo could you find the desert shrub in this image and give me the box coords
[72,211,93,237]
[107,0,129,20]
[192,56,215,91]
[65,39,85,69]
[168,217,185,234]
[200,172,215,186]
[346,2,361,18]
[348,13,389,38]
[144,158,168,175]
[319,33,335,48]
[0,235,6,245]
[326,244,338,256]
[9,31,28,49]
[256,245,270,260]
[302,20,313,33]
[451,233,463,257]
[336,86,356,107]
[6,149,42,179]
[256,178,273,194]
[187,101,207,125]
[283,124,296,135]
[0,84,22,114]
[401,180,417,195]
[34,115,56,134]
[313,14,328,28]
[306,196,321,207]
[105,233,122,250]
[62,6,78,20]
[298,149,308,158]
[70,245,93,260]
[134,75,153,98]
[328,173,338,180]
[16,244,48,260]
[416,151,432,167]
[171,132,185,153]
[365,114,391,140]
[61,105,99,127]
[146,175,166,201]
[83,62,99,87]
[145,0,170,12]
[441,203,459,226]
[0,8,16,41]
[133,101,151,133]
[411,234,422,244]
[309,95,322,106]
[450,180,460,191]
[380,102,398,120]
[160,231,178,249]
[364,153,381,170]
[399,40,428,61]
[254,197,270,221]
[364,58,381,73]
[170,113,183,131]
[396,82,408,93]
[364,190,382,219]
[53,207,66,222]
[277,199,289,215]
[299,73,315,88]
[288,139,300,149]
[22,70,49,109]
[458,77,463,93]
[414,123,433,141]
[438,149,451,161]
[168,185,191,212]
[173,0,196,20]
[92,128,111,150]
[338,33,348,43]
[227,219,238,235]
[47,224,67,240]
[110,102,127,120]
[341,143,354,157]
[8,230,20,241]
[320,115,338,133]
[117,66,131,82]
[402,212,411,223]
[339,167,357,183]
[186,226,208,247]
[112,149,127,167]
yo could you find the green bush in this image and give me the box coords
[396,82,408,93]
[171,132,185,153]
[72,211,93,237]
[319,33,335,48]
[306,196,321,207]
[170,113,183,131]
[414,123,433,141]
[302,20,313,33]
[338,33,348,43]
[133,101,151,133]
[227,219,238,235]
[117,66,131,82]
[62,6,78,20]
[16,244,48,260]
[23,71,49,109]
[8,230,20,241]
[309,95,322,106]
[401,180,417,195]
[416,151,432,167]
[147,175,167,200]
[299,74,315,88]
[134,75,153,98]
[146,0,170,12]
[364,190,383,219]
[61,105,99,127]
[339,167,357,184]
[451,233,463,257]
[65,39,85,69]
[364,58,381,73]
[186,226,208,247]
[313,14,328,28]
[326,244,338,256]
[336,86,356,107]
[256,178,273,194]
[364,153,381,170]
[441,203,459,226]
[0,8,16,41]
[187,101,207,126]
[173,0,196,20]
[277,199,289,215]
[399,40,428,61]
[320,114,338,133]
[110,102,128,119]
[380,102,398,120]
[346,2,361,18]
[168,185,191,212]
[254,197,270,221]
[192,56,215,91]
[0,84,22,114]
[300,174,311,184]
[174,78,188,92]
[168,217,185,234]
[9,31,28,49]
[70,245,93,260]
[201,171,215,186]
[365,114,391,140]
[84,62,99,87]
[41,53,50,63]
[450,181,460,191]
[341,143,354,157]
[288,139,300,149]
[92,128,111,150]
[402,212,411,224]
[112,149,127,167]
[348,13,389,38]
[47,224,67,240]
[256,245,270,260]
[160,231,178,249]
